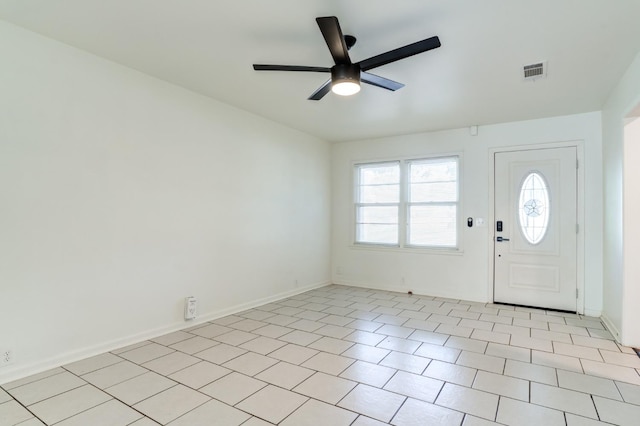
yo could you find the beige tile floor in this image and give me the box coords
[2,285,640,425]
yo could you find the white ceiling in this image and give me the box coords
[1,0,640,142]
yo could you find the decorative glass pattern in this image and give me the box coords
[518,172,549,244]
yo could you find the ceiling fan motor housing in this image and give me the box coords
[332,63,361,84]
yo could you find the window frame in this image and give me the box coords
[354,160,401,247]
[405,157,460,249]
[352,154,462,253]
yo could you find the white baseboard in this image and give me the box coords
[583,308,602,318]
[331,278,487,304]
[600,313,622,344]
[0,280,330,385]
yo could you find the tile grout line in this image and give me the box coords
[7,285,640,425]
[1,390,46,426]
[590,393,601,422]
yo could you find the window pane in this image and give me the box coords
[357,206,398,224]
[409,158,457,183]
[409,158,458,203]
[359,163,400,185]
[409,182,457,202]
[408,205,457,247]
[359,184,400,203]
[357,224,398,245]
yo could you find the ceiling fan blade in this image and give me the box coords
[357,36,441,71]
[316,16,351,65]
[308,80,332,101]
[361,72,405,91]
[253,64,330,72]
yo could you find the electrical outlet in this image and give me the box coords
[184,297,197,320]
[1,349,13,367]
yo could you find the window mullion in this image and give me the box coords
[399,160,408,247]
[353,167,361,243]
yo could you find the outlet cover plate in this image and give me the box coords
[184,297,197,320]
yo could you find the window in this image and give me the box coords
[407,158,458,247]
[355,162,400,245]
[354,156,459,249]
[518,171,549,244]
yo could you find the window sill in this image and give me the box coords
[350,243,464,256]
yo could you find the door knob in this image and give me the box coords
[496,236,510,242]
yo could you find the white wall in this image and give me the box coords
[332,113,603,313]
[0,21,331,383]
[623,117,640,346]
[601,51,640,344]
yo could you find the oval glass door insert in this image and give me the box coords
[518,172,549,244]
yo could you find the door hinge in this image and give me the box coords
[576,159,579,169]
[576,224,579,234]
[576,288,579,299]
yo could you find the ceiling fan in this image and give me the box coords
[253,16,441,100]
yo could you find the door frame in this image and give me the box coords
[488,141,585,314]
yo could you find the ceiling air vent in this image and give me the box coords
[523,61,547,81]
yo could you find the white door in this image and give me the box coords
[494,147,577,312]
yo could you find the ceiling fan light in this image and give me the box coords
[332,81,360,96]
[331,64,361,96]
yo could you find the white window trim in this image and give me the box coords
[351,153,463,254]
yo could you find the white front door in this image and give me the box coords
[494,147,578,312]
